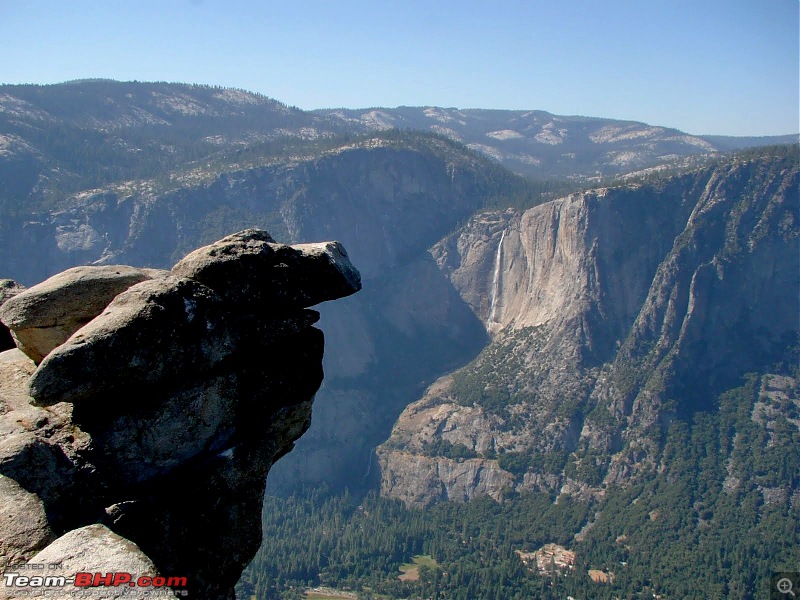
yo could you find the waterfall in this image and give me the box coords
[488,229,506,323]
[363,447,374,481]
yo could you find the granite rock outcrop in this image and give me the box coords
[0,280,25,352]
[379,149,799,506]
[0,266,162,364]
[0,229,360,599]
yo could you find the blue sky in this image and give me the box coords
[2,0,797,135]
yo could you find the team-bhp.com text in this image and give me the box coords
[4,572,188,596]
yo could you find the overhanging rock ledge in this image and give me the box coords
[0,229,361,600]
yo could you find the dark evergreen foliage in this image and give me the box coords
[238,373,800,600]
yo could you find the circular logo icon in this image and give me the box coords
[777,577,796,597]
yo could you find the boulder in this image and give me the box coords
[0,279,25,351]
[171,228,361,309]
[0,524,178,600]
[0,432,77,509]
[0,349,89,510]
[0,474,55,571]
[27,276,231,406]
[0,266,163,363]
[0,279,25,303]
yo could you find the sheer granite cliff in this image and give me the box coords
[0,229,360,599]
[378,148,799,506]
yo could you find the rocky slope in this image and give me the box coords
[378,146,799,506]
[0,229,360,599]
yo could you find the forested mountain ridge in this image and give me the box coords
[0,80,336,203]
[379,145,799,506]
[1,79,794,193]
[317,105,797,178]
[0,121,533,284]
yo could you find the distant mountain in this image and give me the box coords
[316,106,796,179]
[700,133,800,151]
[2,80,795,190]
[0,80,348,206]
[241,145,799,600]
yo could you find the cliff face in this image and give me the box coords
[378,149,799,506]
[1,135,497,493]
[0,229,360,599]
[0,134,500,285]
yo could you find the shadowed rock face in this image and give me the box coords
[0,280,25,352]
[0,229,360,599]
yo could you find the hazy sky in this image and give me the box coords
[2,0,798,136]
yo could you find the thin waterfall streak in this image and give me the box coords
[488,229,506,323]
[363,448,374,480]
